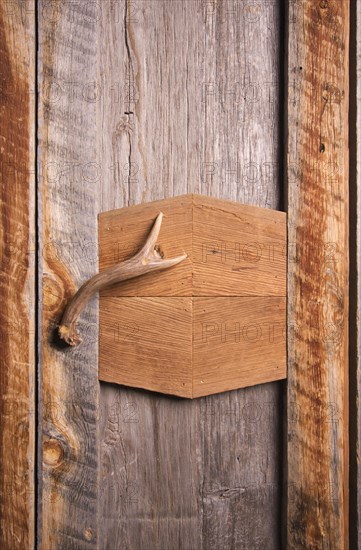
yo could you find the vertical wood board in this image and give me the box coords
[0,2,36,548]
[286,0,349,547]
[39,1,100,547]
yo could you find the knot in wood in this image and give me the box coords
[43,438,64,467]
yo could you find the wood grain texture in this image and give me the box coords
[193,297,286,397]
[99,296,286,398]
[98,1,283,548]
[192,195,286,297]
[0,2,35,548]
[100,297,193,397]
[39,2,100,548]
[286,0,349,548]
[99,194,286,298]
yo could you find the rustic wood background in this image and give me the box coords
[39,1,283,548]
[0,0,355,549]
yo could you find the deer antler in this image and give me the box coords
[58,212,187,346]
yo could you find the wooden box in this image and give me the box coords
[98,194,287,398]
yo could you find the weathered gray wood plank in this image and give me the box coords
[39,1,100,547]
[98,1,283,549]
[0,1,36,548]
[286,0,349,547]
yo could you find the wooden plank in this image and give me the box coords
[98,1,283,548]
[99,296,286,398]
[39,1,100,547]
[0,1,35,548]
[286,0,349,548]
[100,297,193,397]
[193,296,286,397]
[192,195,286,297]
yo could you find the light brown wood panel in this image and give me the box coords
[192,195,286,297]
[286,0,349,548]
[99,297,193,397]
[193,297,286,397]
[98,1,283,548]
[0,2,35,548]
[39,1,100,548]
[99,193,286,298]
[99,296,286,398]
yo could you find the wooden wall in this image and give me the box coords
[0,1,354,549]
[39,1,283,548]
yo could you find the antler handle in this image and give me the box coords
[58,212,187,346]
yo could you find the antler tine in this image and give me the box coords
[139,212,187,266]
[137,211,164,258]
